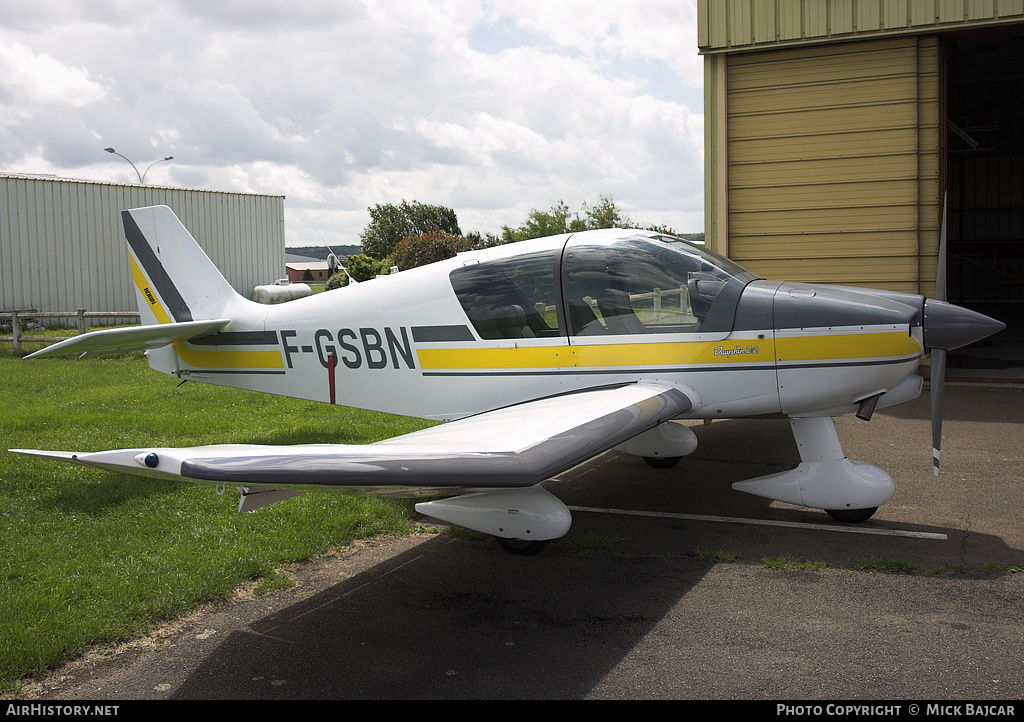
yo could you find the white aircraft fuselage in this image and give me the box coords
[13,206,1004,552]
[147,231,926,424]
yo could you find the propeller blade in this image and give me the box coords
[929,191,949,476]
[936,191,947,302]
[930,347,947,477]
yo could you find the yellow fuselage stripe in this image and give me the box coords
[418,342,770,369]
[417,332,920,371]
[172,341,285,370]
[776,332,921,363]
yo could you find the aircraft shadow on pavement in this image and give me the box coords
[170,532,715,700]
[167,419,802,700]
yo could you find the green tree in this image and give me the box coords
[324,272,347,291]
[464,230,502,248]
[324,254,395,289]
[582,194,631,229]
[359,200,461,260]
[497,195,634,244]
[393,231,476,270]
[499,200,587,244]
[644,223,680,236]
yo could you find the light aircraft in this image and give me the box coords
[12,205,1003,554]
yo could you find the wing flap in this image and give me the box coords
[24,319,231,359]
[11,383,691,491]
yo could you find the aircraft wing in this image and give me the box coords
[24,319,231,359]
[11,382,691,496]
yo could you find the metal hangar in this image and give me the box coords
[698,0,1024,375]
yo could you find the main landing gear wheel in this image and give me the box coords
[825,507,878,523]
[496,537,550,555]
[643,456,683,468]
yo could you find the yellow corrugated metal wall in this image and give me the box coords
[721,36,942,295]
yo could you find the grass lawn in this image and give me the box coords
[0,343,435,693]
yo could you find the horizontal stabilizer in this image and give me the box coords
[24,319,230,359]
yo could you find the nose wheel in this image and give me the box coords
[496,537,550,555]
[643,455,683,468]
[825,507,878,523]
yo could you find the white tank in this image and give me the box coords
[251,280,312,304]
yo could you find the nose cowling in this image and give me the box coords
[923,299,1005,353]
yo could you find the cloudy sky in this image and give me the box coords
[1,0,704,248]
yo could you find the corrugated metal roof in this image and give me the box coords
[0,172,284,198]
[699,0,1024,55]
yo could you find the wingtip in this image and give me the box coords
[9,448,81,462]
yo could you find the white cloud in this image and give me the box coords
[480,0,702,84]
[0,41,108,107]
[0,0,704,245]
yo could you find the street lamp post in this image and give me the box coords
[103,148,174,184]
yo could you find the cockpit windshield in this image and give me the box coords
[563,234,758,335]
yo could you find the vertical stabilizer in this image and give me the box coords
[123,206,241,325]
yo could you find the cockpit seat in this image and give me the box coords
[494,305,536,339]
[569,298,606,335]
[597,288,646,335]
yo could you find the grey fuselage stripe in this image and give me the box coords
[411,325,476,342]
[189,331,280,346]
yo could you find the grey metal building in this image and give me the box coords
[1,173,285,317]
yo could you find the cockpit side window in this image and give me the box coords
[564,238,750,335]
[450,250,561,340]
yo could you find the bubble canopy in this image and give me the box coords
[449,232,761,340]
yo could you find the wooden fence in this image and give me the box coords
[0,309,140,353]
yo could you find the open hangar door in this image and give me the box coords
[945,28,1024,378]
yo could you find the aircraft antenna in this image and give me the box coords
[317,229,341,275]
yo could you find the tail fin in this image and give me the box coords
[27,206,261,363]
[123,206,241,325]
